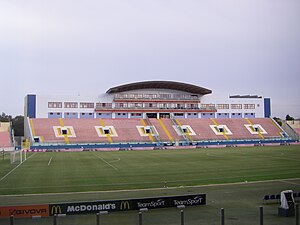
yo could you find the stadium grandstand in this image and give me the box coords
[0,122,14,151]
[23,81,297,150]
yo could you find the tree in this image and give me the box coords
[0,113,24,136]
[285,114,294,121]
[273,117,282,126]
[0,112,12,122]
[12,116,24,136]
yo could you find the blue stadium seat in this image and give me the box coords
[270,195,276,200]
[263,195,270,202]
[293,193,297,198]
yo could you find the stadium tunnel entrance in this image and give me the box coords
[159,113,170,118]
[146,113,157,118]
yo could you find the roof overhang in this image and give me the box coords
[106,81,212,95]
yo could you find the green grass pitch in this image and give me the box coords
[0,145,300,195]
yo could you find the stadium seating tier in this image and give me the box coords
[28,118,285,145]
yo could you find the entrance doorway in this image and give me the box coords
[159,113,170,118]
[146,113,157,118]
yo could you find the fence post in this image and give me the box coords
[180,209,184,225]
[259,206,263,225]
[10,215,14,225]
[177,205,185,225]
[96,213,100,225]
[139,212,143,225]
[220,208,224,225]
[296,203,299,225]
[53,214,57,225]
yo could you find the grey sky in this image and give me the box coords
[0,0,299,118]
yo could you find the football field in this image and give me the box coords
[1,145,300,225]
[0,145,300,196]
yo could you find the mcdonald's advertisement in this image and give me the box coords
[49,194,206,216]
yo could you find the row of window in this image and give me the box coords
[48,102,95,109]
[50,101,258,110]
[115,93,199,100]
[48,112,255,119]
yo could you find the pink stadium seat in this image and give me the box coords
[29,118,285,145]
[0,131,11,147]
[295,128,300,136]
[149,118,184,142]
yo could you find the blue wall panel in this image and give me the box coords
[26,95,36,118]
[80,113,94,118]
[264,98,271,118]
[96,113,112,118]
[48,112,62,118]
[231,113,242,118]
[201,113,215,118]
[217,113,229,118]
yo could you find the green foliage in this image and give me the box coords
[12,115,24,136]
[0,112,12,122]
[286,114,294,121]
[273,117,282,126]
[0,113,24,136]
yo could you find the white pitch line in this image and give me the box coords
[94,154,118,170]
[0,152,36,183]
[48,157,53,166]
[280,180,300,186]
[109,158,121,163]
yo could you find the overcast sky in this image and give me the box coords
[0,0,299,118]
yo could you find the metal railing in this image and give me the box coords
[5,204,299,225]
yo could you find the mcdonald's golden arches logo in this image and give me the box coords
[51,205,62,215]
[120,201,130,210]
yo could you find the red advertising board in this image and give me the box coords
[0,204,49,218]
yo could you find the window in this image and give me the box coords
[80,102,94,108]
[201,104,215,108]
[174,113,184,116]
[96,103,112,108]
[48,102,62,108]
[103,128,110,134]
[182,128,188,133]
[231,104,242,109]
[217,104,229,109]
[244,104,255,109]
[131,113,142,116]
[64,102,78,108]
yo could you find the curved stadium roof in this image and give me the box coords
[106,81,212,95]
